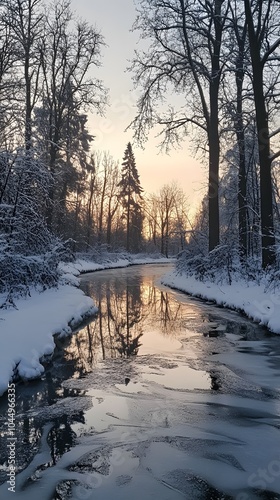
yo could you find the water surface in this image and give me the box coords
[0,263,280,500]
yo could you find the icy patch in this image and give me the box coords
[5,390,280,500]
[115,382,150,394]
[2,365,280,500]
[73,390,130,433]
[70,448,184,500]
[140,330,182,354]
[24,396,93,419]
[214,350,280,390]
[144,364,211,390]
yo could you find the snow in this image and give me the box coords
[162,270,280,335]
[211,343,280,389]
[60,254,173,276]
[0,284,97,396]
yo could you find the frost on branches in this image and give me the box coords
[0,150,70,308]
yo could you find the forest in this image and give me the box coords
[1,0,280,306]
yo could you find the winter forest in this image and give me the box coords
[1,1,280,498]
[1,0,280,307]
[0,0,191,307]
[129,0,280,275]
[0,0,280,336]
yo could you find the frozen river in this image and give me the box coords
[0,263,280,499]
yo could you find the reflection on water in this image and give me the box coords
[144,365,210,390]
[64,265,191,374]
[0,264,277,498]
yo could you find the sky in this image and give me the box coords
[71,0,206,212]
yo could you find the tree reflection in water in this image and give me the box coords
[63,271,186,372]
[115,284,143,357]
[0,267,185,487]
[48,414,79,465]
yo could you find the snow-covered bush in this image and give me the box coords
[0,243,61,305]
[0,150,72,307]
[177,245,240,285]
[76,245,130,264]
[176,241,268,288]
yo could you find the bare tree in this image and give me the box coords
[145,182,189,256]
[0,10,18,148]
[226,2,249,259]
[244,0,280,268]
[39,0,107,228]
[105,159,120,247]
[90,152,120,246]
[3,0,44,150]
[129,0,229,253]
[144,194,159,249]
[85,156,96,249]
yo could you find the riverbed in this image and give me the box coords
[0,263,280,499]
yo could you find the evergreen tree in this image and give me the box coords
[118,143,143,252]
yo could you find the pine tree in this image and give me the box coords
[118,143,143,252]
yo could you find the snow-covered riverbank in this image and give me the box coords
[0,284,96,397]
[162,270,280,335]
[60,254,172,275]
[0,255,173,396]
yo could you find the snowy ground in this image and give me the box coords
[0,254,172,396]
[0,284,96,397]
[162,270,280,335]
[60,254,172,276]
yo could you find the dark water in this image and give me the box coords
[0,264,279,500]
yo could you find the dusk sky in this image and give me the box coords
[71,0,206,211]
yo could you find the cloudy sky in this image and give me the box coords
[71,0,206,209]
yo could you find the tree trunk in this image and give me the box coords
[126,195,130,252]
[244,0,275,268]
[46,139,57,228]
[98,179,106,245]
[235,40,247,260]
[165,216,169,258]
[25,60,32,151]
[208,81,220,251]
[107,213,112,247]
[86,175,94,249]
[161,223,164,255]
[208,0,223,252]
